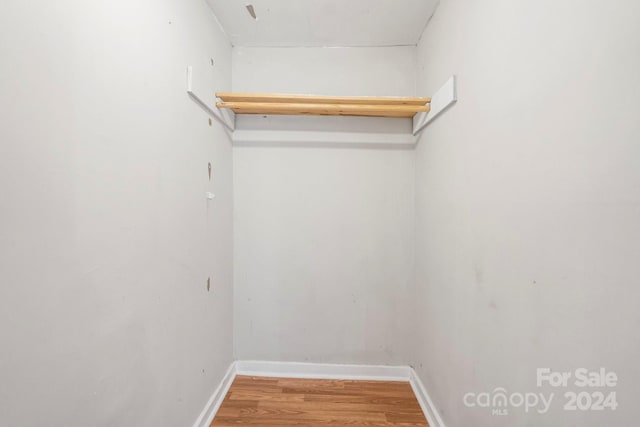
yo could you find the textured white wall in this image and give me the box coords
[232,47,416,364]
[413,1,640,426]
[0,1,234,426]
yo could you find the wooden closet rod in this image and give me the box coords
[216,93,431,106]
[215,101,430,118]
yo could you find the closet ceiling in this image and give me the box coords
[206,0,439,47]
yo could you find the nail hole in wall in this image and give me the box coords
[208,118,212,126]
[246,4,257,20]
[208,162,212,180]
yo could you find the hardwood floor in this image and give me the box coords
[210,375,429,426]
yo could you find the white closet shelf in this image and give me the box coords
[215,93,431,118]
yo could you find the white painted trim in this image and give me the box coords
[232,130,417,147]
[409,368,446,427]
[186,66,235,132]
[192,361,445,427]
[235,360,413,381]
[191,362,237,427]
[413,75,457,135]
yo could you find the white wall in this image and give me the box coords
[413,1,640,426]
[0,1,234,426]
[232,46,416,364]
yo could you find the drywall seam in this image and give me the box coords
[416,0,441,46]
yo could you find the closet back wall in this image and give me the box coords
[233,46,416,364]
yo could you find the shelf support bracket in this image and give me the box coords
[186,66,235,132]
[413,75,457,135]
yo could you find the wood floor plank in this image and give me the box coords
[229,391,306,402]
[210,376,429,426]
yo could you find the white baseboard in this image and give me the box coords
[193,360,445,427]
[191,362,237,427]
[409,368,446,427]
[235,360,412,382]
